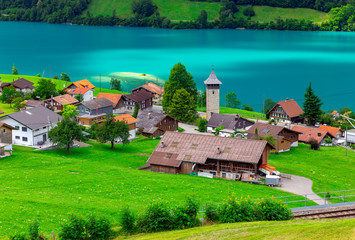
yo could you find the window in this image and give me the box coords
[3,129,5,133]
[43,126,46,129]
[22,127,27,132]
[222,172,226,177]
[22,137,28,142]
[15,136,20,140]
[210,171,217,176]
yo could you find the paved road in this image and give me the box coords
[275,174,330,205]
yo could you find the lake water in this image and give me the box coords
[1,21,355,111]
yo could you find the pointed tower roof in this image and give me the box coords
[204,70,222,85]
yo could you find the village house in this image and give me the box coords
[268,99,305,124]
[65,79,95,90]
[0,122,16,151]
[292,125,334,145]
[246,123,300,152]
[43,94,78,112]
[96,93,125,114]
[318,125,344,139]
[142,132,274,178]
[65,79,95,102]
[136,111,178,138]
[76,98,113,126]
[131,82,164,105]
[22,100,44,110]
[122,89,154,114]
[207,113,254,137]
[0,106,63,147]
[0,78,35,93]
[114,114,138,141]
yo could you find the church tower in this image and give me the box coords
[204,69,222,121]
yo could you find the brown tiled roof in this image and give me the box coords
[1,78,35,90]
[204,70,222,85]
[132,82,164,95]
[147,132,274,167]
[148,152,182,167]
[272,99,303,118]
[137,111,167,130]
[52,94,78,105]
[247,123,300,137]
[292,126,334,144]
[97,93,122,108]
[114,114,138,124]
[67,79,95,89]
[123,89,153,102]
[23,100,44,107]
[318,125,343,137]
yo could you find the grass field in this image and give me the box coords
[120,219,355,240]
[198,106,266,120]
[0,138,302,237]
[269,144,355,201]
[85,0,221,21]
[0,74,68,91]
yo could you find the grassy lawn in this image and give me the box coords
[236,6,329,23]
[120,219,355,240]
[93,87,126,97]
[85,0,221,21]
[0,138,302,237]
[269,144,355,202]
[0,74,68,90]
[198,106,266,120]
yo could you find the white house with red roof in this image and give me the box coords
[268,99,305,124]
[66,87,94,102]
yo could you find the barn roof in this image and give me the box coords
[269,99,303,118]
[147,132,274,167]
[1,78,35,90]
[247,123,300,137]
[136,111,176,130]
[204,70,222,85]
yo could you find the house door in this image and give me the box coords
[43,134,47,142]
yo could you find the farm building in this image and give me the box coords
[292,125,334,145]
[123,89,154,114]
[0,78,35,93]
[132,82,164,105]
[143,132,274,178]
[268,99,305,124]
[207,113,254,137]
[246,123,300,152]
[136,111,178,138]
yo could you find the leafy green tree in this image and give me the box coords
[132,102,140,118]
[75,93,84,103]
[197,10,208,28]
[12,64,18,75]
[243,6,255,17]
[33,78,58,100]
[13,97,24,111]
[96,117,130,149]
[168,89,197,123]
[1,86,20,107]
[263,98,276,114]
[243,104,254,112]
[225,92,241,108]
[132,0,157,17]
[197,90,206,108]
[162,63,198,112]
[60,72,70,82]
[302,82,322,126]
[62,104,79,119]
[48,118,83,153]
[198,119,208,132]
[110,76,121,91]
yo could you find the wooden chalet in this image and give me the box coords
[207,113,254,137]
[292,125,335,145]
[76,98,113,126]
[268,99,305,124]
[123,89,154,114]
[136,111,178,138]
[131,82,164,105]
[0,122,16,151]
[43,94,78,112]
[0,78,35,93]
[96,93,125,114]
[246,123,300,152]
[143,132,275,177]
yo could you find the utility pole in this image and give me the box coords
[345,126,348,156]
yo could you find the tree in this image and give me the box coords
[33,78,58,100]
[60,72,70,82]
[132,0,157,17]
[197,10,208,28]
[162,63,198,112]
[264,98,276,115]
[168,89,197,123]
[12,64,18,75]
[48,118,84,153]
[62,104,79,119]
[75,93,84,103]
[198,119,207,132]
[110,76,122,91]
[243,6,255,17]
[243,104,254,112]
[96,117,130,149]
[13,97,24,111]
[302,82,322,126]
[197,90,206,108]
[225,92,241,108]
[132,102,140,118]
[1,86,20,107]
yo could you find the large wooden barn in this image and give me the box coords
[142,132,274,178]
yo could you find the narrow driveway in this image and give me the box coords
[275,174,330,205]
[178,122,213,135]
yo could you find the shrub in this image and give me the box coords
[324,137,333,144]
[28,220,39,240]
[178,127,185,132]
[217,196,256,223]
[204,204,218,222]
[137,202,174,233]
[254,198,292,221]
[120,207,136,233]
[86,214,112,240]
[325,192,331,199]
[350,144,355,149]
[174,196,200,229]
[309,138,320,150]
[59,214,86,240]
[243,6,255,17]
[9,233,27,240]
[198,119,207,132]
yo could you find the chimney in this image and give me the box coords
[148,113,151,119]
[217,147,222,154]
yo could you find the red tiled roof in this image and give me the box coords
[66,88,91,95]
[292,126,333,144]
[67,79,95,89]
[133,82,164,95]
[97,93,122,108]
[318,125,343,137]
[331,110,338,115]
[247,123,300,137]
[272,99,304,118]
[114,114,138,125]
[52,94,78,105]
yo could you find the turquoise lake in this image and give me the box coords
[1,21,355,111]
